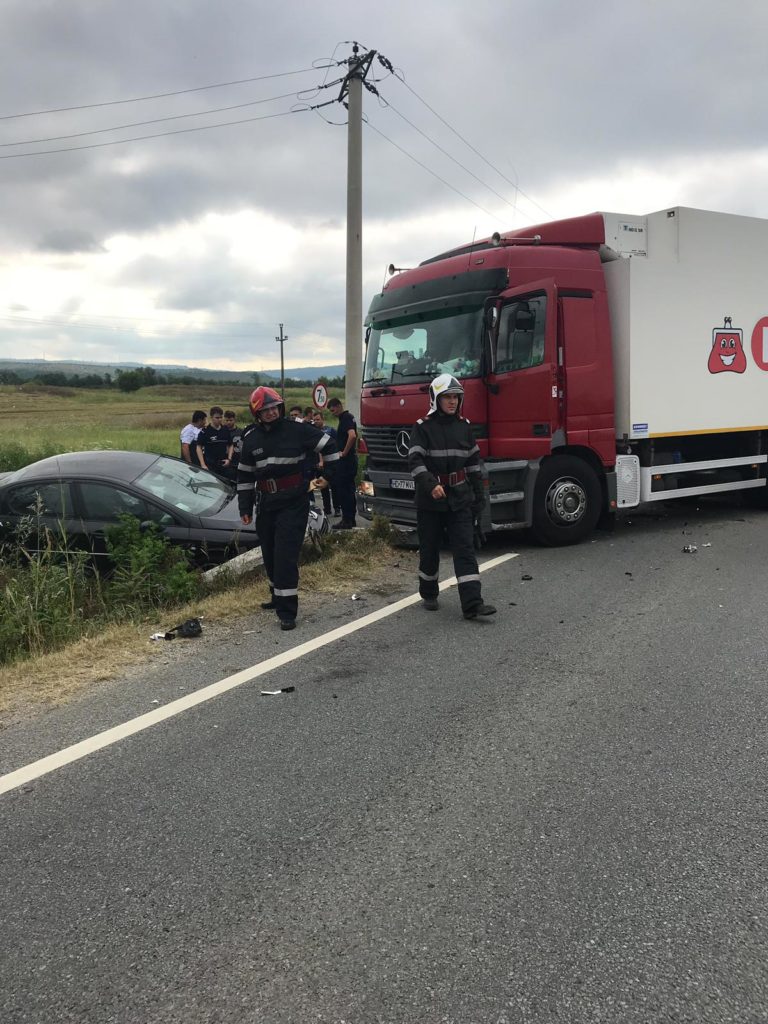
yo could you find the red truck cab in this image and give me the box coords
[359,213,618,544]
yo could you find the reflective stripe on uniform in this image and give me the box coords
[273,586,299,597]
[419,570,439,581]
[411,465,428,476]
[314,433,330,453]
[323,451,341,462]
[424,448,477,458]
[237,481,255,491]
[466,464,482,474]
[408,445,426,456]
[456,574,480,584]
[238,461,256,473]
[252,455,304,469]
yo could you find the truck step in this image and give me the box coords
[489,490,525,504]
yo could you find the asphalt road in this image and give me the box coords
[2,498,768,1023]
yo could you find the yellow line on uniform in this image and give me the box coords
[0,552,518,797]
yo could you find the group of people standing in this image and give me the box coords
[179,406,242,481]
[179,375,495,633]
[179,400,358,528]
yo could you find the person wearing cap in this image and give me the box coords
[237,386,340,631]
[408,374,496,621]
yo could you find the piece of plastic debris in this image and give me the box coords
[702,542,712,548]
[625,571,633,576]
[150,700,160,704]
[682,544,698,553]
[521,574,533,581]
[509,601,517,606]
[351,593,361,601]
[260,686,296,695]
[150,631,175,641]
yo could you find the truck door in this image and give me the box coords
[486,280,559,458]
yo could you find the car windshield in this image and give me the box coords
[135,457,232,516]
[364,305,484,385]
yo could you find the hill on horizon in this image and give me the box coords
[0,357,346,382]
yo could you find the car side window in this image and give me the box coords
[78,483,147,521]
[496,296,547,373]
[7,482,71,516]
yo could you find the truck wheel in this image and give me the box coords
[532,455,601,546]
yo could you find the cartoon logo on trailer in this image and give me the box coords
[708,316,746,374]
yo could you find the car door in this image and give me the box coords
[1,479,78,553]
[485,280,560,459]
[74,481,192,558]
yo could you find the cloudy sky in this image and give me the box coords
[0,0,766,372]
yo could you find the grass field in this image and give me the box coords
[0,383,344,466]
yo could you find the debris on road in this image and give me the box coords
[150,617,203,642]
[683,544,698,554]
[170,617,203,638]
[261,686,296,695]
[521,574,533,581]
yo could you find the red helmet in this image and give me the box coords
[249,386,284,418]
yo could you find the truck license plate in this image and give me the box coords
[390,477,415,491]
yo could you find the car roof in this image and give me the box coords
[0,450,163,487]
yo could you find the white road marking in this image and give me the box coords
[0,553,518,797]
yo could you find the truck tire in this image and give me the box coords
[531,455,602,546]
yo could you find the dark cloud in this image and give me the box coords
[2,0,768,365]
[36,229,107,253]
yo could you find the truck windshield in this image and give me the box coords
[364,306,484,385]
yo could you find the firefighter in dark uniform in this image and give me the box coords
[238,386,339,630]
[408,374,496,620]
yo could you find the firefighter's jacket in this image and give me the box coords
[237,416,339,517]
[407,412,485,512]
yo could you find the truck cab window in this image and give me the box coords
[496,296,547,372]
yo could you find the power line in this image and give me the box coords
[0,107,307,160]
[0,89,302,148]
[0,309,278,327]
[364,119,497,220]
[393,70,551,220]
[0,314,286,341]
[378,93,519,215]
[0,312,330,341]
[0,66,337,122]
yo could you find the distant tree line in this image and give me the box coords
[0,366,347,392]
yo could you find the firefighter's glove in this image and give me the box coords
[473,517,486,551]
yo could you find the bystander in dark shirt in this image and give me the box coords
[198,424,232,474]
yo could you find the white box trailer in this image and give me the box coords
[603,206,768,440]
[603,206,768,505]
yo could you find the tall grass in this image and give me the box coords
[0,511,201,667]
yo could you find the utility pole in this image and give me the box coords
[339,45,376,423]
[276,323,287,397]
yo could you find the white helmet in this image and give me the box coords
[428,373,464,415]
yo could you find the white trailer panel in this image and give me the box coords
[603,207,768,439]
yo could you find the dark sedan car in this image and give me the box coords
[0,451,259,563]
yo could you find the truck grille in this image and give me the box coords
[362,423,488,465]
[362,426,411,463]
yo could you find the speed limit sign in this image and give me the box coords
[312,381,328,409]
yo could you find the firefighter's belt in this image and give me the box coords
[437,470,467,487]
[256,472,304,493]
